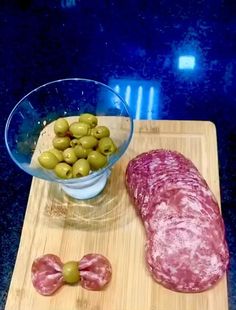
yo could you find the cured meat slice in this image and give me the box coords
[127,150,220,221]
[126,150,205,215]
[146,216,229,292]
[31,254,64,296]
[125,149,229,293]
[79,254,112,290]
[126,150,202,188]
[130,172,212,223]
[145,184,222,221]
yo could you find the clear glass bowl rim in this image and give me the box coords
[4,77,134,184]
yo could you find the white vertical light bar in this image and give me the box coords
[125,85,131,105]
[147,87,155,120]
[114,84,120,94]
[113,84,121,109]
[135,86,143,119]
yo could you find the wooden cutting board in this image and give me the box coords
[5,121,228,310]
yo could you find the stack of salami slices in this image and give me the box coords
[125,150,229,293]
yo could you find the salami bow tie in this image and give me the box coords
[31,253,112,296]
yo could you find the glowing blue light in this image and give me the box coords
[109,79,159,119]
[178,56,196,70]
[114,85,120,94]
[125,85,131,105]
[147,87,155,120]
[61,0,76,8]
[135,86,143,119]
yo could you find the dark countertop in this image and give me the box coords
[1,1,236,308]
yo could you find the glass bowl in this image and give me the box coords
[5,78,133,199]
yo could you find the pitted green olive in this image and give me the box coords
[91,126,110,139]
[98,137,117,156]
[79,136,98,149]
[54,162,73,179]
[79,113,98,128]
[87,151,107,170]
[74,145,92,158]
[62,261,80,284]
[52,136,71,150]
[49,148,64,162]
[72,159,90,178]
[54,118,69,136]
[69,122,90,138]
[70,139,80,148]
[63,148,78,164]
[38,151,59,169]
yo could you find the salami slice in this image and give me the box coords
[79,254,112,290]
[126,150,204,215]
[31,254,64,296]
[146,216,228,292]
[145,188,225,241]
[125,149,229,293]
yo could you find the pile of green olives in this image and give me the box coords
[38,113,117,179]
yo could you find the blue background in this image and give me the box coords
[1,0,236,308]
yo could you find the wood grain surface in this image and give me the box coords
[5,121,228,310]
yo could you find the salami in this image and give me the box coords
[126,149,229,293]
[31,253,112,295]
[79,254,112,290]
[31,254,64,296]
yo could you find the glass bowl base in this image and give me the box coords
[60,170,110,200]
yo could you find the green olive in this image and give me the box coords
[62,261,80,284]
[91,126,110,139]
[38,151,59,169]
[52,136,71,150]
[72,159,90,178]
[54,162,73,179]
[79,136,98,149]
[63,148,78,164]
[70,139,80,147]
[79,113,98,128]
[54,118,69,137]
[73,145,92,158]
[87,151,107,170]
[69,122,90,138]
[98,137,117,156]
[49,148,64,162]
